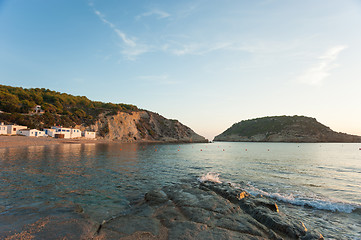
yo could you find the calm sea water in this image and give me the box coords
[0,142,360,239]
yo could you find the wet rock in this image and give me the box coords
[74,204,84,213]
[95,183,323,239]
[145,190,168,205]
[1,213,99,240]
[155,205,186,228]
[166,221,261,240]
[237,191,251,200]
[98,215,161,237]
[253,198,279,212]
[199,181,323,239]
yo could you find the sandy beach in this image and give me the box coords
[0,136,107,148]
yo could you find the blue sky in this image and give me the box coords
[1,0,361,140]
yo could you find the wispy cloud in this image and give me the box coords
[171,43,199,56]
[169,41,234,56]
[137,74,178,85]
[166,38,302,57]
[91,5,149,59]
[135,9,170,20]
[297,45,347,85]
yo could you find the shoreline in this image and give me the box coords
[0,136,207,149]
[0,135,106,149]
[0,181,324,239]
[213,140,361,143]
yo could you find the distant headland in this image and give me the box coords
[214,115,361,143]
[0,85,207,143]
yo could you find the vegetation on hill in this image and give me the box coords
[0,85,137,130]
[214,115,361,142]
[221,115,330,138]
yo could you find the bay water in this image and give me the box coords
[0,142,360,239]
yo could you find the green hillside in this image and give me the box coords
[0,85,137,130]
[221,115,329,138]
[214,115,361,142]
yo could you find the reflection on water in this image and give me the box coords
[0,143,142,229]
[0,142,361,239]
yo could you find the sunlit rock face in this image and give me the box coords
[214,115,361,143]
[92,110,207,143]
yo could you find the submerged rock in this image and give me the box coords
[145,189,168,204]
[95,182,324,240]
[0,205,100,240]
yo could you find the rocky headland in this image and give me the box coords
[89,110,207,143]
[0,85,207,143]
[214,115,361,143]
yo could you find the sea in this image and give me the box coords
[0,142,360,239]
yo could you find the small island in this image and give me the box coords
[214,115,361,143]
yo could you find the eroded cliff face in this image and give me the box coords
[88,110,207,143]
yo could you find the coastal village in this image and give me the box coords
[0,105,96,139]
[0,122,96,139]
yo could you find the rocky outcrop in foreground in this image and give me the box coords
[2,182,324,239]
[90,110,207,143]
[95,182,323,240]
[214,115,361,142]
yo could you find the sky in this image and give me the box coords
[1,0,361,140]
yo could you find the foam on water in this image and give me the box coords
[197,172,222,183]
[196,172,360,214]
[245,184,361,214]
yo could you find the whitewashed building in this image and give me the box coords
[0,122,7,135]
[83,131,96,139]
[18,129,46,137]
[45,126,82,139]
[70,128,82,138]
[5,124,28,135]
[44,128,56,137]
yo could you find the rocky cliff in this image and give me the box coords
[87,110,207,143]
[214,115,361,143]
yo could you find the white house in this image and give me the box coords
[44,128,56,137]
[33,105,45,115]
[0,122,7,135]
[70,128,82,138]
[46,126,82,139]
[5,124,28,135]
[18,129,46,137]
[83,131,96,139]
